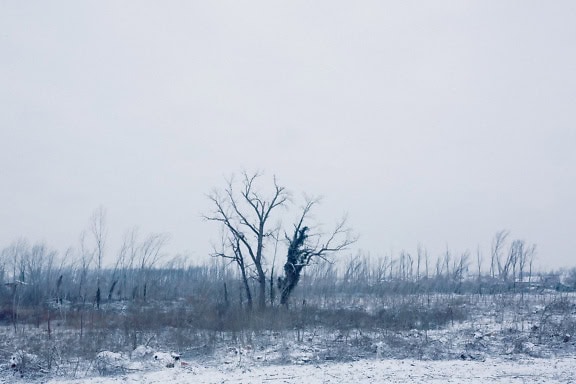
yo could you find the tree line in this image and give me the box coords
[1,171,574,328]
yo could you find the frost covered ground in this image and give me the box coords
[3,326,575,384]
[24,356,576,383]
[1,292,575,383]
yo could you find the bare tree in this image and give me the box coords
[118,228,139,300]
[509,239,536,290]
[452,251,469,292]
[476,246,483,293]
[89,207,107,309]
[205,172,289,310]
[416,245,423,281]
[137,232,169,301]
[490,230,509,280]
[76,231,94,303]
[3,240,29,332]
[476,246,483,280]
[277,199,357,307]
[75,231,94,339]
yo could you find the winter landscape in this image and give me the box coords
[0,177,575,384]
[2,286,576,383]
[2,1,576,383]
[1,227,575,383]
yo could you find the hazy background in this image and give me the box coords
[1,1,574,269]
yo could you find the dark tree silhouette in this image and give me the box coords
[205,171,288,310]
[278,200,356,307]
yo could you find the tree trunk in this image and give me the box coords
[257,275,266,310]
[279,266,301,307]
[239,262,252,310]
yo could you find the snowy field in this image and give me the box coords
[35,357,576,384]
[1,292,574,383]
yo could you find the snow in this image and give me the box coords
[131,345,153,360]
[1,292,574,383]
[41,356,576,384]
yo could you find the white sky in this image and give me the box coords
[1,1,575,269]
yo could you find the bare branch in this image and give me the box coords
[204,171,289,309]
[278,198,356,306]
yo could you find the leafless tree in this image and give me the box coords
[205,171,289,310]
[76,231,94,303]
[452,251,469,292]
[416,245,424,281]
[75,231,94,339]
[110,228,168,301]
[520,240,536,283]
[277,199,357,306]
[490,230,509,280]
[118,227,139,300]
[476,246,483,293]
[476,246,483,280]
[2,240,28,332]
[89,207,107,309]
[508,239,536,289]
[137,232,169,301]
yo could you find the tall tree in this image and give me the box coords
[277,199,356,306]
[205,172,288,310]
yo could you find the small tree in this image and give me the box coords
[490,230,509,281]
[89,207,107,309]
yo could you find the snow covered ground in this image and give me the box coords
[2,292,574,383]
[37,356,576,384]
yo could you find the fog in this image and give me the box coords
[1,1,575,268]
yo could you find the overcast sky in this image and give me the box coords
[1,1,575,270]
